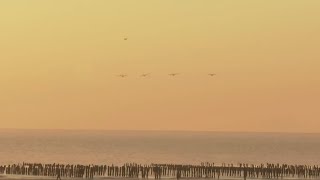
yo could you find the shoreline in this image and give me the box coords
[1,175,317,180]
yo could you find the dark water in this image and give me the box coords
[0,129,319,165]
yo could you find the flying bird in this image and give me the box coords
[208,73,216,76]
[141,73,150,77]
[117,74,127,78]
[168,73,179,76]
[124,37,128,40]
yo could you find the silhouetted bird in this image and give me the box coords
[168,73,179,76]
[141,73,150,77]
[124,38,128,40]
[117,74,127,78]
[208,73,216,76]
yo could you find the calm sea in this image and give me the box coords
[0,130,319,165]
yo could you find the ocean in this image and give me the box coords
[0,129,319,165]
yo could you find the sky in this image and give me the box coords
[0,1,319,133]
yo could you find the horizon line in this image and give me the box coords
[0,128,319,135]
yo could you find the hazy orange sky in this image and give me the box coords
[0,1,319,133]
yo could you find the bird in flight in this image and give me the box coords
[208,73,216,76]
[168,73,179,76]
[141,73,150,77]
[124,37,128,40]
[117,74,127,78]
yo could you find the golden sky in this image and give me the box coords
[0,1,319,132]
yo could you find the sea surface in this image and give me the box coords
[0,129,320,165]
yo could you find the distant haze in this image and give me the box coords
[0,1,319,132]
[1,129,320,165]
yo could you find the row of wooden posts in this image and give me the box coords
[1,162,320,179]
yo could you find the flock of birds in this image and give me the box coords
[117,73,216,78]
[119,37,216,78]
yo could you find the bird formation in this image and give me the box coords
[121,37,217,78]
[117,73,216,78]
